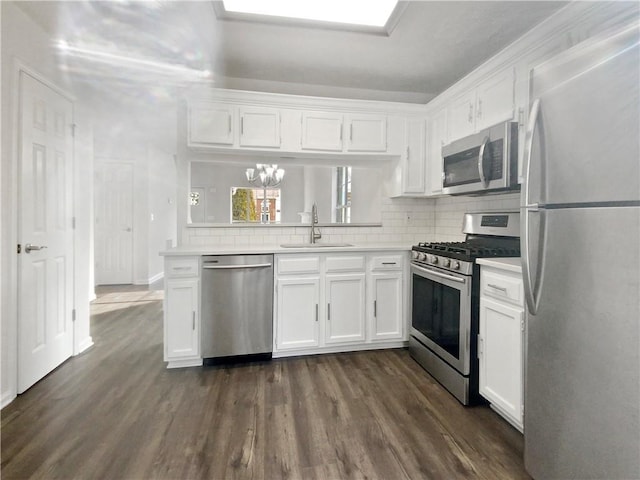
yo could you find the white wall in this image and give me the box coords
[147,144,178,282]
[92,101,177,285]
[1,2,93,407]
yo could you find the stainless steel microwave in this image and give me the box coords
[441,121,519,195]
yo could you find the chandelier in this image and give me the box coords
[245,164,285,223]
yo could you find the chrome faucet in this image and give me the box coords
[310,203,322,244]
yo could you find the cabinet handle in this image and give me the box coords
[172,266,191,271]
[192,311,195,330]
[327,303,331,320]
[468,104,474,123]
[241,117,244,135]
[374,300,377,318]
[477,99,483,119]
[350,124,353,142]
[487,283,508,293]
[406,146,410,160]
[382,262,397,265]
[478,336,484,357]
[315,304,318,322]
[228,115,231,134]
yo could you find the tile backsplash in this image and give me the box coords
[182,196,437,247]
[433,192,520,241]
[181,192,521,247]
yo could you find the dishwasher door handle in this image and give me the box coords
[202,263,272,270]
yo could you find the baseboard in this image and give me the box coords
[75,336,94,355]
[148,271,164,285]
[133,271,164,286]
[1,391,16,409]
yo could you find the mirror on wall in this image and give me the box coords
[188,160,382,225]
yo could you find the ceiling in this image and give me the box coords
[16,1,569,104]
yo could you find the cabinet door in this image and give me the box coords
[476,67,516,131]
[370,272,403,341]
[301,111,343,151]
[346,114,387,152]
[325,273,366,344]
[275,276,320,350]
[239,107,281,148]
[426,108,448,196]
[402,117,426,194]
[165,278,199,361]
[479,296,524,430]
[189,105,234,146]
[448,90,476,141]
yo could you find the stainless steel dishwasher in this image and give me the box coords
[201,254,273,361]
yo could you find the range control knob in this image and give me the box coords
[431,256,438,265]
[443,258,451,268]
[451,261,461,270]
[412,251,419,260]
[419,252,427,261]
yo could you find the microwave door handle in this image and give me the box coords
[478,136,490,187]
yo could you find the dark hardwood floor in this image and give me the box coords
[1,285,530,479]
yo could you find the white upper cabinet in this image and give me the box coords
[188,105,235,146]
[239,106,281,148]
[301,111,343,151]
[187,98,397,156]
[402,117,427,194]
[475,67,516,131]
[426,108,448,196]
[448,67,516,142]
[448,90,477,141]
[345,114,387,152]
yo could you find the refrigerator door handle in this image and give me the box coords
[522,98,541,208]
[522,206,546,315]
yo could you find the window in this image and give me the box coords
[335,166,351,224]
[231,187,281,223]
[222,0,398,27]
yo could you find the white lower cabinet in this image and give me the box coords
[325,273,366,344]
[478,262,524,431]
[275,276,320,350]
[164,278,201,367]
[274,252,407,356]
[369,272,403,341]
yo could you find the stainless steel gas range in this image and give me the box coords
[409,212,520,405]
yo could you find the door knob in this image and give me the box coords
[25,244,47,253]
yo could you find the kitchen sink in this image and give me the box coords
[280,243,353,248]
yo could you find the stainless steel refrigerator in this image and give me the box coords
[521,22,640,479]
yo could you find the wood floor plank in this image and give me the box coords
[1,286,530,480]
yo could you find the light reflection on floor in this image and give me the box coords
[91,283,164,315]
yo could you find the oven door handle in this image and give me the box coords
[413,264,466,284]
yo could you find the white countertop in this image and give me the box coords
[476,257,522,273]
[160,242,412,256]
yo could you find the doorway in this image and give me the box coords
[18,71,75,393]
[94,161,134,285]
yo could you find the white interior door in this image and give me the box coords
[94,161,134,285]
[18,71,74,393]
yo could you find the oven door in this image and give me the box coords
[410,262,472,375]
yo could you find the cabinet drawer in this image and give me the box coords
[326,255,366,273]
[165,257,199,278]
[370,255,404,271]
[481,268,523,306]
[277,255,320,275]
